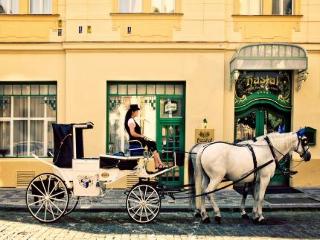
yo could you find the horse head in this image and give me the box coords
[295,128,311,161]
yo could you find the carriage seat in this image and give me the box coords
[99,154,140,170]
[128,140,144,156]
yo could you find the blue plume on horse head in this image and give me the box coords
[278,124,286,133]
[297,128,306,137]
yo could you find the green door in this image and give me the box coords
[156,96,185,187]
[235,105,291,186]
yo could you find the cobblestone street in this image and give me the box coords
[0,209,319,239]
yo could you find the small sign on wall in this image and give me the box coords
[195,129,214,143]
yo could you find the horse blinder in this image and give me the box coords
[299,136,311,161]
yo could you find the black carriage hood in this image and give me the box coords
[52,124,84,168]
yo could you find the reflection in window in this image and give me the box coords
[109,96,156,153]
[119,0,142,13]
[236,112,256,142]
[239,0,261,15]
[0,83,57,157]
[152,0,175,13]
[272,0,293,15]
[30,0,52,14]
[0,0,18,14]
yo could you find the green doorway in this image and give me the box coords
[234,71,292,187]
[235,105,291,186]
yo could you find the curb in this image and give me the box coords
[2,205,320,212]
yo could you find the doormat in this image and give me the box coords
[265,197,320,204]
[233,186,302,194]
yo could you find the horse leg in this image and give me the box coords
[240,183,249,219]
[255,176,270,224]
[200,176,210,223]
[206,177,224,224]
[193,168,201,218]
[252,180,260,221]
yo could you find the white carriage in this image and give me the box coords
[26,122,181,223]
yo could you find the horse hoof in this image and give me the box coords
[253,217,259,224]
[257,218,266,225]
[202,217,210,224]
[253,217,266,225]
[194,211,201,218]
[241,214,250,220]
[214,216,221,224]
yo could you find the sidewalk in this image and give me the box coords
[1,187,320,211]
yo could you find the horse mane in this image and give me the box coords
[266,132,296,152]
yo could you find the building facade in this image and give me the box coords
[0,0,320,188]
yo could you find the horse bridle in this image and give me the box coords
[265,134,309,162]
[295,134,309,159]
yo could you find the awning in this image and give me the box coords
[230,44,308,89]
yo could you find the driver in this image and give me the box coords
[124,104,167,171]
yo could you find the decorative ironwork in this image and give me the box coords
[0,98,9,109]
[44,97,56,111]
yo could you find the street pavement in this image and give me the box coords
[1,188,320,211]
[1,188,320,239]
[0,209,319,239]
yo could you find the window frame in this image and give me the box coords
[119,0,143,13]
[272,0,294,15]
[0,83,57,158]
[151,0,176,13]
[0,0,19,14]
[239,0,263,15]
[29,0,52,14]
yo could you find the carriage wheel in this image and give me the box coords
[126,184,161,224]
[64,192,79,215]
[26,173,69,223]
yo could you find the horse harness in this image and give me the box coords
[246,144,258,184]
[201,141,258,184]
[264,135,298,176]
[264,136,281,170]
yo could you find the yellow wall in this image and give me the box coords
[1,0,320,188]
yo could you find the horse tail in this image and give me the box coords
[194,146,206,210]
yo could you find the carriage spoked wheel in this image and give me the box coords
[26,173,69,223]
[126,184,161,224]
[64,191,79,215]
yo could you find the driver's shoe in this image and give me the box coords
[282,169,298,176]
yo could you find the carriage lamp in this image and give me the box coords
[297,70,309,90]
[232,70,240,82]
[203,118,208,129]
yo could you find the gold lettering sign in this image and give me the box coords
[195,129,214,143]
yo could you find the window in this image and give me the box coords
[152,0,175,13]
[239,0,262,15]
[0,0,18,14]
[272,0,293,15]
[30,0,52,14]
[107,82,184,153]
[119,0,142,13]
[0,83,57,157]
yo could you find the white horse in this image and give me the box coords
[190,129,311,224]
